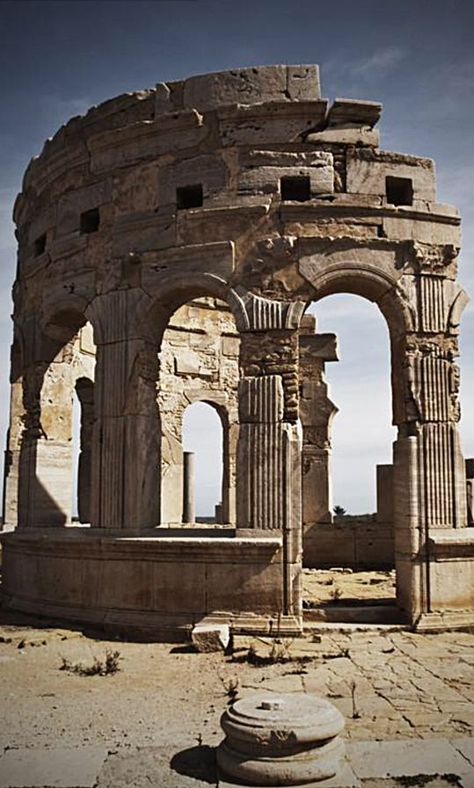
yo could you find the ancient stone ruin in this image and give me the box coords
[1,65,473,637]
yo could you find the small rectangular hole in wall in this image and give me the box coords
[80,207,100,234]
[280,175,311,202]
[385,176,413,206]
[34,233,46,256]
[176,184,203,210]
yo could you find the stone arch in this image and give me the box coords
[299,255,413,428]
[16,303,92,528]
[157,283,240,526]
[140,273,250,343]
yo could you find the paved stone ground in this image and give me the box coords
[0,609,472,786]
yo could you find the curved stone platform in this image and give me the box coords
[1,529,304,640]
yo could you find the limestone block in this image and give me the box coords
[159,154,228,204]
[327,98,382,128]
[299,333,338,362]
[57,180,112,236]
[89,111,207,174]
[111,210,176,256]
[307,126,380,146]
[112,161,160,216]
[174,350,214,377]
[347,149,436,202]
[382,214,460,245]
[222,336,240,357]
[0,745,107,788]
[238,162,334,196]
[218,101,328,146]
[192,622,230,652]
[182,65,320,112]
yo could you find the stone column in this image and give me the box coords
[182,451,196,524]
[466,459,474,526]
[86,289,160,530]
[298,318,338,529]
[392,251,470,623]
[235,295,305,615]
[2,380,24,529]
[75,378,94,524]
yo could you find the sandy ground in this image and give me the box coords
[302,569,396,607]
[0,571,472,786]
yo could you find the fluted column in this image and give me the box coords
[86,289,160,530]
[235,292,305,615]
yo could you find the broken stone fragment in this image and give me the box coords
[191,623,230,653]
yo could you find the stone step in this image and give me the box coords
[303,604,404,625]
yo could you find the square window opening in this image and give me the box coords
[386,176,413,206]
[80,207,100,235]
[280,176,311,202]
[176,184,203,210]
[34,234,46,257]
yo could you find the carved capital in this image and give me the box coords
[412,242,458,273]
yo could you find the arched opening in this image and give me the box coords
[182,402,224,522]
[157,294,239,528]
[301,292,398,621]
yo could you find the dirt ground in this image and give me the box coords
[0,571,472,786]
[302,568,396,607]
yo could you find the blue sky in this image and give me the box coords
[1,0,473,514]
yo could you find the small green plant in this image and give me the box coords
[60,649,121,676]
[333,505,346,516]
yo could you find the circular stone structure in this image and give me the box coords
[1,64,473,639]
[217,692,345,785]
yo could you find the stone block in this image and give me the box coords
[346,149,436,202]
[159,154,228,204]
[57,180,112,236]
[182,65,320,112]
[0,746,107,788]
[346,739,472,781]
[306,126,380,146]
[238,162,334,196]
[327,98,382,128]
[192,622,230,652]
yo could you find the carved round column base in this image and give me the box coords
[216,692,345,786]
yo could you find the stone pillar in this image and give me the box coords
[182,451,196,524]
[392,252,470,624]
[298,319,338,528]
[2,380,24,529]
[75,378,94,524]
[236,305,304,615]
[466,459,474,526]
[86,290,160,530]
[376,464,394,525]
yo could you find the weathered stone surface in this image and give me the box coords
[0,746,107,788]
[191,622,230,652]
[2,63,471,639]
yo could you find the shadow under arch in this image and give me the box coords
[16,303,91,529]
